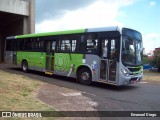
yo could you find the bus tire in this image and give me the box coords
[78,68,92,85]
[22,60,28,72]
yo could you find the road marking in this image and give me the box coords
[61,92,82,96]
[88,101,98,107]
[82,92,96,97]
[139,82,148,84]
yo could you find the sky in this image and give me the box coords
[35,0,160,54]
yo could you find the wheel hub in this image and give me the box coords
[81,72,89,81]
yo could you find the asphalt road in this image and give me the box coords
[0,64,160,120]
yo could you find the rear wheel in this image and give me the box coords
[22,60,28,72]
[78,68,92,85]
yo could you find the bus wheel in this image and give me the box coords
[78,68,92,85]
[22,60,28,72]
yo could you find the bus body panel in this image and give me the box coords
[17,51,46,72]
[5,51,14,65]
[84,54,100,81]
[54,53,83,77]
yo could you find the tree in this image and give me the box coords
[143,54,151,64]
[152,48,160,72]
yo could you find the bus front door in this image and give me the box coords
[100,39,109,81]
[45,40,56,72]
[100,38,118,83]
[108,39,118,82]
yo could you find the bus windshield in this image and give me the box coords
[122,28,143,66]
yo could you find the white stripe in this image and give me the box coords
[61,92,82,96]
[139,82,148,84]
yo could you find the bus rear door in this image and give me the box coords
[45,40,56,74]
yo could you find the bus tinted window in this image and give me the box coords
[59,35,78,53]
[6,39,17,51]
[79,34,98,54]
[61,40,71,51]
[18,39,24,50]
[17,38,43,51]
[35,38,43,51]
[6,40,12,51]
[72,40,77,52]
[24,39,32,50]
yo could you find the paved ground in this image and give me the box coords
[0,64,160,120]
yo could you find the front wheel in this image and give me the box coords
[22,60,28,72]
[78,68,92,85]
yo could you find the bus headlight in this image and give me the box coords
[121,67,129,76]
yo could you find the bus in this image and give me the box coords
[5,26,143,86]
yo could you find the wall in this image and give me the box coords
[0,0,35,62]
[0,0,29,16]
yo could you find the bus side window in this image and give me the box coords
[60,38,71,52]
[35,38,43,51]
[5,39,17,51]
[86,34,98,54]
[6,40,12,51]
[18,39,24,51]
[52,41,56,53]
[110,39,118,60]
[111,39,116,54]
[101,39,108,58]
[58,35,78,52]
[79,35,86,53]
[24,39,32,51]
[46,41,51,54]
[72,40,77,52]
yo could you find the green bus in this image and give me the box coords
[5,26,143,86]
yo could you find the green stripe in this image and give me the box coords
[16,29,86,39]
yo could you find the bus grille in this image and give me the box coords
[128,67,141,72]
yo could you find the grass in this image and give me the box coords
[143,70,160,84]
[0,70,60,120]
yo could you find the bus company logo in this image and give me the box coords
[2,112,12,117]
[55,53,70,74]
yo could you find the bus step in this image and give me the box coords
[45,71,53,75]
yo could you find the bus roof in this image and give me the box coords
[16,29,86,39]
[15,26,121,39]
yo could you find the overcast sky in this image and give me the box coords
[35,0,160,53]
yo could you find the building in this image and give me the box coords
[0,0,35,62]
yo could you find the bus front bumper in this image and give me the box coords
[120,73,143,85]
